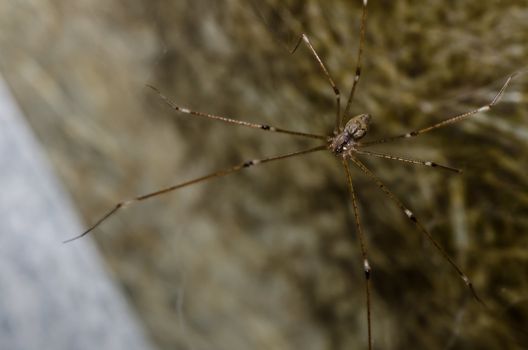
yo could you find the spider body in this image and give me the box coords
[330,113,371,155]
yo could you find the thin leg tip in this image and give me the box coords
[145,84,160,93]
[63,235,83,244]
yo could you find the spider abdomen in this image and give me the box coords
[330,113,371,154]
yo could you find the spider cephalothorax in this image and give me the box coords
[330,113,371,155]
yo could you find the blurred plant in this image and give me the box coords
[1,0,527,349]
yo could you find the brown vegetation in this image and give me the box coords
[1,1,527,349]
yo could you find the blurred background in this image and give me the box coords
[1,0,527,349]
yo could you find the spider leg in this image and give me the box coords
[348,155,484,305]
[342,159,373,350]
[147,85,327,140]
[64,145,326,243]
[355,149,462,173]
[342,0,369,130]
[290,33,341,131]
[359,73,517,147]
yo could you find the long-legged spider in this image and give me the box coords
[65,1,518,349]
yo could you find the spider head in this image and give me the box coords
[330,114,371,154]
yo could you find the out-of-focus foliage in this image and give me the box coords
[1,0,527,349]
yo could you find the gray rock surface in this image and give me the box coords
[0,76,155,350]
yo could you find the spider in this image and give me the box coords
[65,1,517,349]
